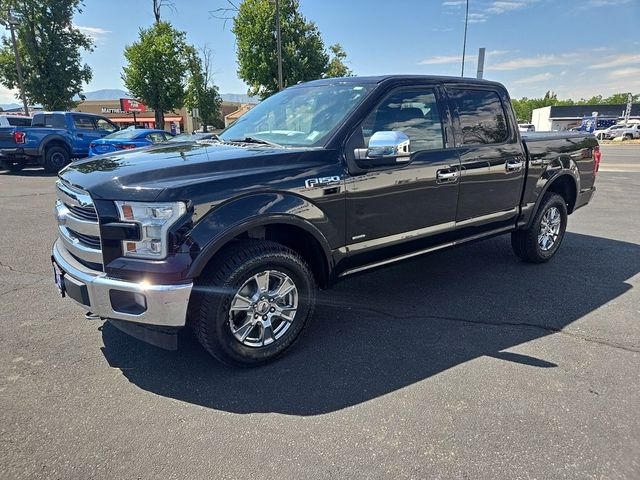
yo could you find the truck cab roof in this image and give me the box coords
[292,75,507,90]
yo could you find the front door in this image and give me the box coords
[446,86,527,234]
[72,114,103,156]
[343,85,460,260]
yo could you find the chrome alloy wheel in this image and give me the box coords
[538,206,562,251]
[228,270,298,348]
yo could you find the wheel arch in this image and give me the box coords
[525,172,578,229]
[187,194,336,287]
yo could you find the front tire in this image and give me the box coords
[191,240,316,367]
[43,146,70,173]
[511,192,568,263]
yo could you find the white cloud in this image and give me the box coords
[489,52,581,70]
[608,67,640,79]
[467,12,488,23]
[442,1,466,6]
[512,72,554,85]
[419,49,511,65]
[74,25,111,42]
[487,1,531,14]
[588,0,631,6]
[0,86,19,105]
[589,53,640,69]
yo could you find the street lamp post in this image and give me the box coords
[0,13,29,116]
[275,0,283,91]
[461,0,469,77]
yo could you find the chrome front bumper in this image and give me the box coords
[52,239,192,328]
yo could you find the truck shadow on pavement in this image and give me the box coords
[101,232,640,416]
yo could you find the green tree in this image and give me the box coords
[185,45,223,131]
[324,43,353,78]
[0,0,93,110]
[232,0,329,99]
[122,21,190,130]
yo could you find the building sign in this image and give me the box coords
[120,98,147,113]
[101,107,125,114]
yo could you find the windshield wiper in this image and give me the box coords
[226,136,282,148]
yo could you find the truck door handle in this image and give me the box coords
[505,160,524,172]
[436,169,459,183]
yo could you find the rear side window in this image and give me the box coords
[449,89,509,145]
[7,117,32,127]
[73,115,97,130]
[33,114,66,129]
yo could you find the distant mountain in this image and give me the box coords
[1,90,257,111]
[0,103,22,111]
[76,89,131,101]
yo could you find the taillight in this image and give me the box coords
[593,146,601,175]
[13,131,26,144]
[89,142,96,148]
[114,143,136,150]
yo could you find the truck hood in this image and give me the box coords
[59,142,322,201]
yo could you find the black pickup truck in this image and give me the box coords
[51,75,600,366]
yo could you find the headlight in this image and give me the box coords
[115,201,187,259]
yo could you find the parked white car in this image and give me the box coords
[0,115,32,127]
[594,124,626,140]
[618,124,640,140]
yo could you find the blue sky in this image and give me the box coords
[1,0,639,103]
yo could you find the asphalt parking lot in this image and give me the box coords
[1,145,638,479]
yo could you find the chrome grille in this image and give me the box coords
[55,180,102,265]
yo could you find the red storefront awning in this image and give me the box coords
[110,116,182,124]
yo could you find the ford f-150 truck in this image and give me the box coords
[51,76,599,366]
[0,111,118,172]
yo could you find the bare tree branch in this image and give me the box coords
[152,0,176,23]
[209,0,239,29]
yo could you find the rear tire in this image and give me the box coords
[1,159,24,172]
[191,240,316,367]
[43,146,70,173]
[511,192,568,263]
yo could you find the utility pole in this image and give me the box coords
[0,12,29,116]
[476,47,485,79]
[275,0,283,91]
[461,0,469,77]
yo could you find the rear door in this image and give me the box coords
[446,86,526,234]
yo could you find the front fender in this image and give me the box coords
[187,193,336,278]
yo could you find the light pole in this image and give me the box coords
[461,0,469,77]
[275,0,283,90]
[0,12,29,116]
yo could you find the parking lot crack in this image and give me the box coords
[348,304,640,354]
[0,260,47,277]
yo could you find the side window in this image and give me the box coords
[362,88,444,152]
[146,133,165,143]
[73,115,97,130]
[449,89,509,145]
[33,114,66,128]
[95,118,117,133]
[8,117,32,127]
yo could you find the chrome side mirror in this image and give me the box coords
[354,131,411,168]
[367,131,410,160]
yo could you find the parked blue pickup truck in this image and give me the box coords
[0,111,119,173]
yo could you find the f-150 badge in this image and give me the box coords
[305,176,341,189]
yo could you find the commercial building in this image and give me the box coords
[73,99,254,133]
[531,104,640,132]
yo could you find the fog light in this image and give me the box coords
[109,290,147,315]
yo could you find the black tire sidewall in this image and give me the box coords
[532,194,567,260]
[44,146,70,173]
[201,249,315,365]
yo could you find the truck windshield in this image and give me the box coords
[219,83,373,147]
